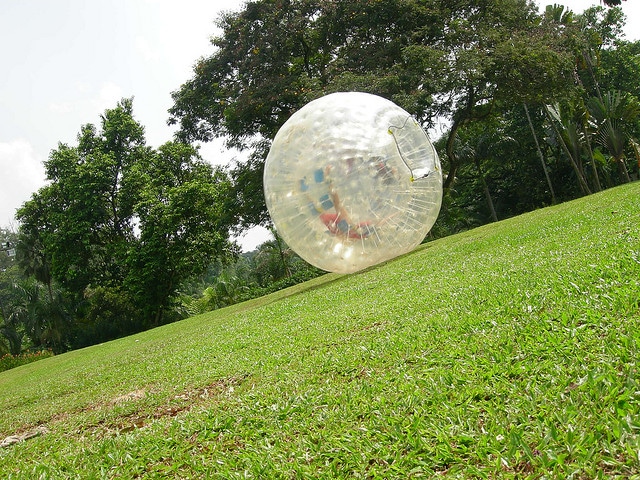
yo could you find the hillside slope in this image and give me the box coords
[1,182,639,478]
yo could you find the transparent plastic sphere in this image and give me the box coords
[264,92,442,274]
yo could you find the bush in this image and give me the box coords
[237,267,324,303]
[0,350,54,373]
[72,286,143,349]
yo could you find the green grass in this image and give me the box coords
[1,183,639,479]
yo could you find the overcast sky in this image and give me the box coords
[1,0,638,250]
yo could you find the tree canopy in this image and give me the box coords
[14,99,234,349]
[170,0,583,217]
[168,0,637,230]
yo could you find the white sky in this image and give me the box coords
[1,0,638,250]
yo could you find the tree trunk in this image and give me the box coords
[524,104,557,204]
[615,155,632,183]
[582,125,602,192]
[584,53,631,185]
[631,139,640,181]
[444,116,462,194]
[474,157,498,222]
[271,227,292,279]
[444,86,478,194]
[154,308,163,327]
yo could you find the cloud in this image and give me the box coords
[48,101,74,114]
[235,226,273,252]
[136,36,161,63]
[0,139,46,226]
[90,82,125,114]
[47,82,125,119]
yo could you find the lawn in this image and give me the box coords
[1,182,639,478]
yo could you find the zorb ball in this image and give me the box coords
[263,92,442,274]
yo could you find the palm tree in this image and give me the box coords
[9,280,71,353]
[211,271,249,309]
[588,90,640,183]
[9,281,45,349]
[0,314,23,355]
[545,104,592,195]
[16,233,54,300]
[575,99,603,192]
[255,229,293,285]
[458,129,518,223]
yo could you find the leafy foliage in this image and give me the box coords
[178,231,323,315]
[169,0,578,221]
[125,142,233,326]
[0,350,53,373]
[13,100,235,349]
[0,229,22,355]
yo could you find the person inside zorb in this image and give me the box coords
[300,157,400,240]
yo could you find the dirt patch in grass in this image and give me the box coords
[0,425,49,449]
[92,374,249,437]
[111,389,147,405]
[1,374,250,448]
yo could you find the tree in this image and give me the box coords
[6,279,71,353]
[125,142,234,326]
[253,229,294,285]
[545,103,592,195]
[169,0,577,228]
[599,41,640,101]
[17,98,149,296]
[0,229,24,355]
[516,4,633,198]
[458,124,520,223]
[588,90,640,182]
[16,99,235,344]
[523,103,558,203]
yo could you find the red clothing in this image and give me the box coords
[319,213,373,239]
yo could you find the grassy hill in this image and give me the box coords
[1,182,639,479]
